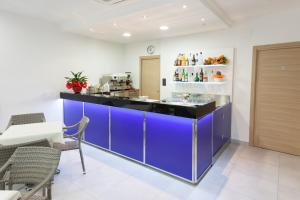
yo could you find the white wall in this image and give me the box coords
[2,7,300,141]
[124,7,300,142]
[0,11,124,131]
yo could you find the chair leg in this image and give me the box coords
[79,148,86,174]
[42,187,46,197]
[47,183,52,200]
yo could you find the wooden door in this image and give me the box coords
[250,42,300,155]
[140,56,160,100]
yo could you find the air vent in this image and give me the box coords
[94,0,128,5]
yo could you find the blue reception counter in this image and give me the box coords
[61,93,231,184]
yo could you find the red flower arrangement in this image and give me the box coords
[65,71,88,94]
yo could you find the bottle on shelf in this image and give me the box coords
[177,54,182,66]
[173,71,177,81]
[192,54,196,66]
[179,69,183,81]
[188,53,192,66]
[194,72,200,82]
[186,55,189,66]
[198,52,204,65]
[182,54,187,66]
[203,70,208,82]
[184,71,189,82]
[209,69,214,82]
[195,53,199,65]
[189,72,194,82]
[200,68,204,82]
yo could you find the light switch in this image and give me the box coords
[162,78,166,86]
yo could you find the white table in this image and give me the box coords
[0,122,65,146]
[0,191,21,200]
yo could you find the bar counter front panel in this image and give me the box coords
[61,93,231,184]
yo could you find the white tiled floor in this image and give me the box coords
[52,142,300,200]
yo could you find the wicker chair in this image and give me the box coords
[53,116,89,174]
[0,146,61,200]
[6,113,46,130]
[0,139,51,190]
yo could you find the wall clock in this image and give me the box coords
[147,45,155,55]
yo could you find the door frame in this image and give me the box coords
[139,55,161,97]
[249,41,300,146]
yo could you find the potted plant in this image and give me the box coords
[65,71,88,94]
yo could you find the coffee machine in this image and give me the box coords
[100,72,133,91]
[100,72,138,98]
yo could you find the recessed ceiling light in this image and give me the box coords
[143,15,147,20]
[123,32,131,37]
[201,18,206,22]
[89,28,95,33]
[113,22,118,27]
[182,4,187,9]
[160,25,169,31]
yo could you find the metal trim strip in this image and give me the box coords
[143,112,146,164]
[108,106,112,150]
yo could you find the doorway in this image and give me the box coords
[140,56,161,100]
[250,42,300,155]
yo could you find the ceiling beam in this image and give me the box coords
[199,0,233,27]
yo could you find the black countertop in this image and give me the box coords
[60,92,216,119]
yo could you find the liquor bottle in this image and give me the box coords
[182,54,186,66]
[198,52,204,65]
[177,54,181,66]
[192,54,196,66]
[194,72,200,82]
[173,71,177,81]
[189,53,192,66]
[189,73,194,82]
[185,71,189,82]
[186,56,189,66]
[203,71,208,82]
[181,69,185,81]
[179,69,182,81]
[176,70,179,81]
[195,53,199,65]
[209,69,214,82]
[200,68,204,82]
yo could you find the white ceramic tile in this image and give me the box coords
[50,143,300,200]
[237,146,280,166]
[216,188,254,200]
[222,170,278,200]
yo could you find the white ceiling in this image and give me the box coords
[0,0,299,43]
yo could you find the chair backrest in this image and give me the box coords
[0,139,51,169]
[6,113,46,130]
[8,147,61,186]
[77,116,89,142]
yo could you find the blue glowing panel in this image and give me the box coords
[213,104,232,155]
[63,99,83,135]
[111,107,144,162]
[213,107,224,155]
[197,113,213,179]
[224,103,232,143]
[146,113,193,180]
[84,103,109,149]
